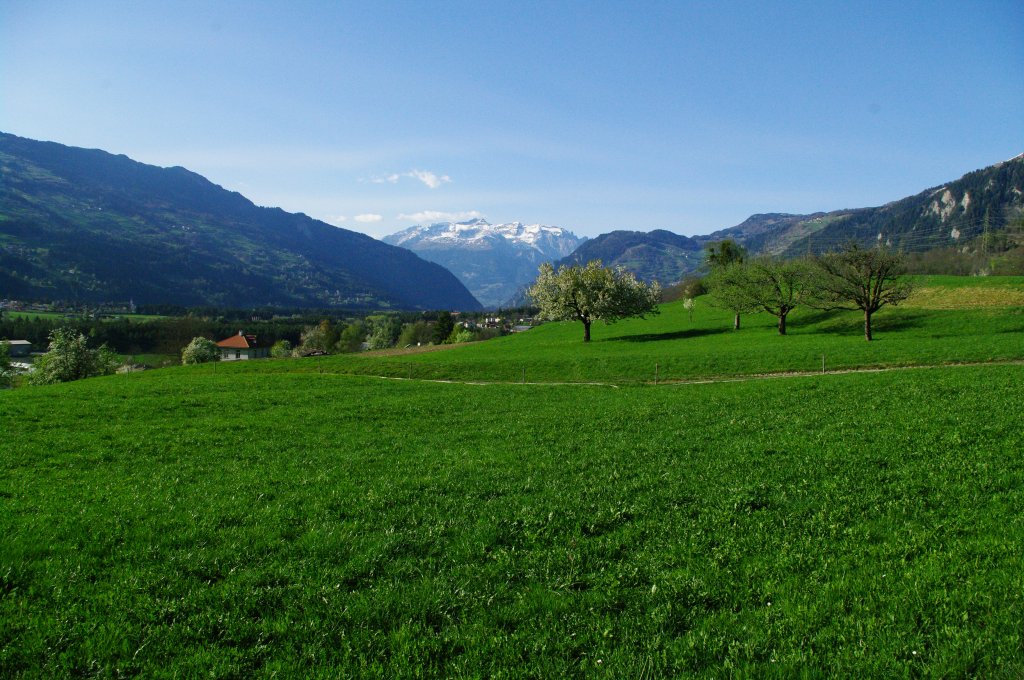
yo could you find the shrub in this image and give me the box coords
[181,336,221,365]
[270,339,292,358]
[28,328,120,384]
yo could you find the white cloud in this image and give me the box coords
[354,213,383,223]
[409,169,451,189]
[368,169,451,189]
[397,210,484,224]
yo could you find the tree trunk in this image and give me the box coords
[777,313,787,335]
[583,320,591,342]
[734,313,741,331]
[864,309,873,341]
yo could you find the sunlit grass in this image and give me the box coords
[202,293,1024,385]
[2,363,1022,676]
[2,275,1023,675]
[905,275,1024,308]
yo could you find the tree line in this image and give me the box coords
[0,307,523,359]
[702,239,912,341]
[529,240,913,342]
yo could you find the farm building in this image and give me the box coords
[2,340,33,357]
[216,331,269,361]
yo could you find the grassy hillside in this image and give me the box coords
[903,275,1024,308]
[2,276,1023,676]
[201,276,1024,385]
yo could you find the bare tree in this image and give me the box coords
[813,243,913,341]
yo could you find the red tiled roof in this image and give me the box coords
[216,332,258,349]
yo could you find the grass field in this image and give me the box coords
[905,275,1024,309]
[3,311,166,322]
[2,277,1023,676]
[200,285,1024,386]
[3,311,71,321]
[119,353,178,367]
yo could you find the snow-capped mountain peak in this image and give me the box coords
[384,220,585,257]
[381,220,588,308]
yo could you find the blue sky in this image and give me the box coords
[2,1,1022,238]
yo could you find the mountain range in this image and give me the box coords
[3,130,1020,312]
[388,154,1023,305]
[383,219,585,308]
[553,229,701,283]
[703,153,1024,256]
[0,132,481,310]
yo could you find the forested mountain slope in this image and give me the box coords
[0,133,481,310]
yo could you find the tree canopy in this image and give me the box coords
[813,243,913,341]
[27,327,120,385]
[432,312,455,345]
[705,263,761,331]
[704,239,747,269]
[703,239,750,329]
[529,260,661,342]
[0,342,13,388]
[708,258,815,335]
[181,336,220,365]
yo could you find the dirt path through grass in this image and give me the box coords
[358,357,1024,388]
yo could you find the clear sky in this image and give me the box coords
[2,1,1022,239]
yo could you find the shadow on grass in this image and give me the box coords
[609,327,732,343]
[793,310,844,326]
[805,310,931,336]
[790,307,937,333]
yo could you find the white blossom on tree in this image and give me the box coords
[0,342,13,388]
[528,260,661,342]
[181,336,220,365]
[28,328,120,384]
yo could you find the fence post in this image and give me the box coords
[522,366,526,384]
[655,362,659,385]
[822,354,825,374]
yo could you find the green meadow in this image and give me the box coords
[211,277,1024,385]
[2,277,1023,676]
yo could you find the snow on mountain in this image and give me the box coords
[382,219,587,308]
[385,218,584,257]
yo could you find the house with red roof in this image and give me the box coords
[216,331,269,361]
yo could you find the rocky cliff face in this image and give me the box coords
[703,154,1024,256]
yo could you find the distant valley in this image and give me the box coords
[383,219,585,308]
